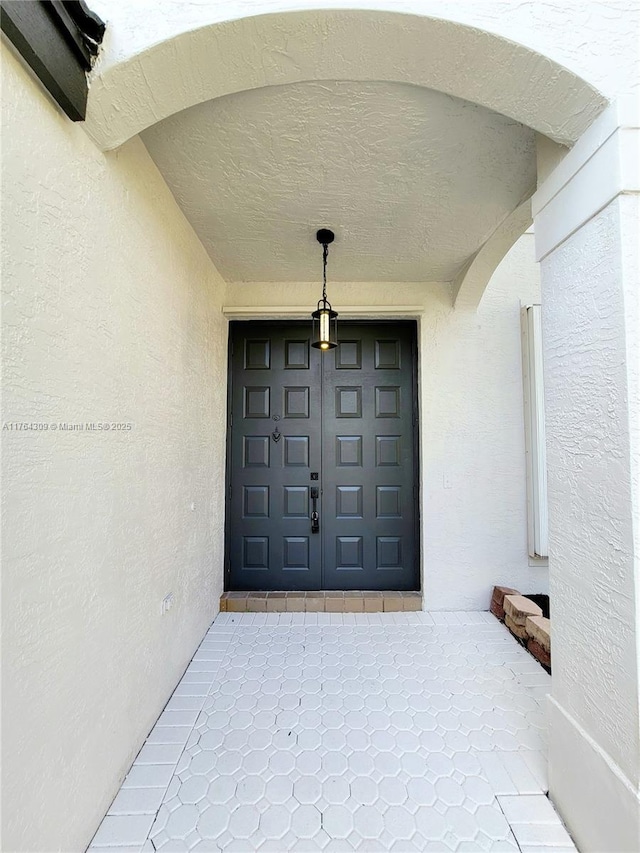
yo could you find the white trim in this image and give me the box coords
[549,696,640,800]
[222,305,424,319]
[521,305,548,558]
[534,126,640,260]
[533,94,639,214]
[548,696,640,852]
[533,96,640,260]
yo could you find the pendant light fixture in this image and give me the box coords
[311,228,338,350]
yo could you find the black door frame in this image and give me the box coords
[223,318,421,591]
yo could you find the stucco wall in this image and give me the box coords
[543,197,638,793]
[85,1,638,150]
[1,45,228,853]
[422,235,548,609]
[539,184,640,851]
[90,0,639,101]
[225,232,547,610]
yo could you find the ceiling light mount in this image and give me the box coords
[316,228,335,247]
[311,228,338,351]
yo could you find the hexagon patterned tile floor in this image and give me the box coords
[89,613,577,853]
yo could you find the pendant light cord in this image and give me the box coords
[322,242,328,303]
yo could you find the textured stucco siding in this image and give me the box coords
[88,0,639,105]
[542,198,639,790]
[84,0,640,150]
[1,45,228,853]
[421,236,547,609]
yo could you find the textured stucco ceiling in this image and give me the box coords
[142,81,536,282]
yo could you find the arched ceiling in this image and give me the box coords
[86,8,607,151]
[141,81,536,283]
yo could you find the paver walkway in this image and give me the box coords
[90,612,577,853]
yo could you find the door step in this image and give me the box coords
[220,591,422,613]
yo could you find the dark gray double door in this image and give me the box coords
[226,321,419,590]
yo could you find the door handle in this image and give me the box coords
[310,487,319,534]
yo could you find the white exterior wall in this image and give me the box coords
[89,0,639,99]
[421,236,548,609]
[543,198,640,852]
[225,232,547,610]
[5,2,637,848]
[1,34,547,851]
[86,0,639,150]
[533,100,640,852]
[1,46,228,853]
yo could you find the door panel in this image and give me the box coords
[321,324,418,590]
[227,321,418,590]
[229,324,322,590]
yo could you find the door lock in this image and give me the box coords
[310,487,319,533]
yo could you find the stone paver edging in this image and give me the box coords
[221,591,422,614]
[491,588,551,671]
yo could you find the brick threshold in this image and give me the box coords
[221,590,422,613]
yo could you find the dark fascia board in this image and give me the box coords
[0,1,105,121]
